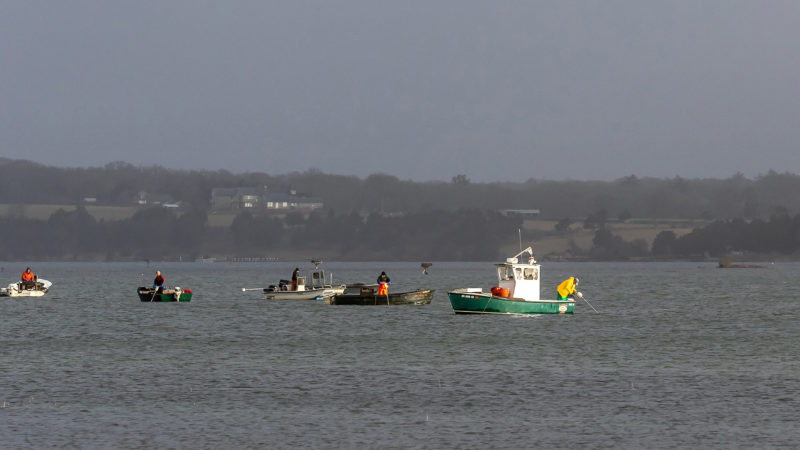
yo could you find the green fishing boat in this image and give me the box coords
[137,287,193,302]
[448,247,576,315]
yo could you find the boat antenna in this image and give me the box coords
[518,228,522,252]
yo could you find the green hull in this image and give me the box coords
[448,291,574,315]
[138,287,192,302]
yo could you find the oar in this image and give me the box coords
[149,287,158,302]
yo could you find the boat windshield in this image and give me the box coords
[497,265,538,281]
[496,265,514,281]
[311,270,325,286]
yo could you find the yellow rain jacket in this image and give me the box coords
[557,277,577,300]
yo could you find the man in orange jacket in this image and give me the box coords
[377,271,391,296]
[21,267,36,289]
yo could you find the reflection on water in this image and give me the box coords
[1,261,798,448]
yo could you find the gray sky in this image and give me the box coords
[2,1,799,182]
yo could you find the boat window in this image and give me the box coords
[523,268,538,280]
[515,268,522,279]
[497,266,514,280]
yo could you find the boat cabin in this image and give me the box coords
[495,247,540,301]
[309,268,330,289]
[283,268,328,292]
[271,260,336,292]
[303,259,335,291]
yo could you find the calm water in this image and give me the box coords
[1,261,798,448]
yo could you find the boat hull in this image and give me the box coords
[326,289,435,306]
[263,285,346,300]
[0,280,52,298]
[1,290,47,298]
[448,290,574,315]
[137,287,192,302]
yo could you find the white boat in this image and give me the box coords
[0,279,53,298]
[262,261,345,300]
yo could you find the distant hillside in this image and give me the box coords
[3,159,800,261]
[2,158,800,220]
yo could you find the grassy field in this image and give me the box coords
[0,204,139,221]
[0,205,250,228]
[206,212,237,228]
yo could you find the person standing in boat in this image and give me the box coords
[556,276,582,301]
[291,268,300,291]
[377,271,391,296]
[153,270,166,293]
[21,267,36,289]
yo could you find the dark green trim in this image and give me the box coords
[448,292,573,315]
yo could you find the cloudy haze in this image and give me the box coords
[2,1,799,181]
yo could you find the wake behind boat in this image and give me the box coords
[258,260,345,300]
[448,247,577,315]
[0,279,52,298]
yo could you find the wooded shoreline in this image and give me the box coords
[4,159,800,261]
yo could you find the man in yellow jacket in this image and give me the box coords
[557,277,582,301]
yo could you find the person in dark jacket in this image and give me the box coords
[377,271,391,295]
[153,270,166,293]
[291,268,300,291]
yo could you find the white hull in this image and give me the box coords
[1,279,52,298]
[263,285,345,300]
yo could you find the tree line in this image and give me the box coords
[5,158,800,260]
[650,212,800,258]
[3,203,799,261]
[570,211,800,260]
[0,206,521,261]
[4,158,800,220]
